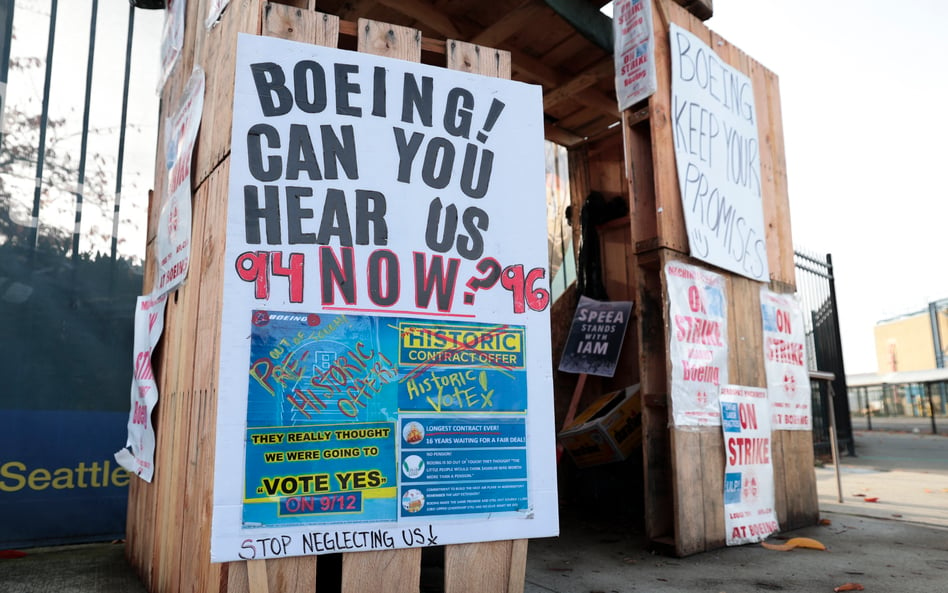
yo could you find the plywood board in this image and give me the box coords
[341,550,421,593]
[193,0,263,187]
[444,540,525,593]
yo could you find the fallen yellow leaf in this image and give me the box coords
[761,537,827,551]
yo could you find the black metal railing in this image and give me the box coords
[794,250,855,456]
[1,0,155,548]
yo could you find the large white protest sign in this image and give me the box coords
[666,261,727,427]
[114,292,168,483]
[720,385,778,546]
[210,34,557,562]
[669,24,769,282]
[760,288,812,430]
[614,0,657,109]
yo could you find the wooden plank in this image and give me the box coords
[545,122,585,147]
[700,429,726,549]
[646,0,690,253]
[669,428,706,556]
[588,156,624,196]
[781,430,818,529]
[566,146,590,259]
[378,0,462,38]
[446,39,511,79]
[335,0,377,20]
[265,555,317,593]
[261,3,340,46]
[543,59,615,110]
[506,539,529,593]
[357,18,422,60]
[600,222,633,302]
[622,112,657,253]
[159,138,219,593]
[313,10,342,47]
[470,2,545,48]
[672,0,713,20]
[341,549,421,593]
[752,58,795,287]
[247,560,270,593]
[771,429,789,528]
[637,253,673,543]
[193,0,263,187]
[262,2,320,42]
[181,161,231,593]
[226,562,251,593]
[726,276,765,388]
[444,540,523,593]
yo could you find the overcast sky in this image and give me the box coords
[706,0,948,373]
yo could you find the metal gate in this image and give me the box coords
[794,250,855,456]
[0,0,159,548]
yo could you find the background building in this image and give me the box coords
[874,298,948,372]
[846,299,948,425]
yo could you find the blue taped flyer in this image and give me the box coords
[243,311,529,527]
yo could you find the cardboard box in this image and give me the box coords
[558,384,642,467]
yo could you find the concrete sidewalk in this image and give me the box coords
[4,431,948,593]
[526,430,948,593]
[525,510,948,593]
[7,508,944,593]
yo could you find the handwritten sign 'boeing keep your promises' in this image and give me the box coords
[669,24,769,282]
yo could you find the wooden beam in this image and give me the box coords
[542,58,614,109]
[545,122,585,147]
[446,39,511,78]
[510,48,616,118]
[574,88,621,118]
[335,0,378,21]
[470,1,545,47]
[378,0,462,38]
[356,17,423,60]
[672,0,713,20]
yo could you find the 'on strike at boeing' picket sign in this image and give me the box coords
[666,261,728,427]
[760,288,812,430]
[720,385,778,546]
[210,34,558,563]
[669,24,769,283]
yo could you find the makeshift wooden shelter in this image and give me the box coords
[128,0,817,591]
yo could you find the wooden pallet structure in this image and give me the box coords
[131,2,529,592]
[127,1,818,592]
[617,0,819,555]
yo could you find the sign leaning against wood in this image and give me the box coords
[210,33,557,563]
[720,385,778,546]
[666,260,728,427]
[760,288,812,430]
[559,296,633,377]
[669,24,769,283]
